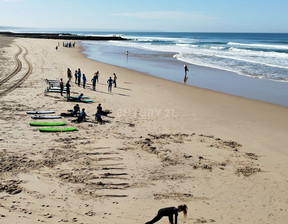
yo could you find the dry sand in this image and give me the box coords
[0,37,287,224]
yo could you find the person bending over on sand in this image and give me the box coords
[145,204,188,224]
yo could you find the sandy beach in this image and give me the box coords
[0,36,288,224]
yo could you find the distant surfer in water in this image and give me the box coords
[184,64,189,83]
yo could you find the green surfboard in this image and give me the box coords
[30,122,66,126]
[38,127,77,132]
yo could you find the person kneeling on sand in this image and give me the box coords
[145,204,188,224]
[71,104,80,116]
[97,103,112,116]
[95,103,103,124]
[61,104,80,117]
[72,108,87,123]
[95,111,103,124]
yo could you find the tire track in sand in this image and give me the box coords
[0,45,33,97]
[0,45,22,86]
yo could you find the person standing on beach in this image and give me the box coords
[77,68,81,87]
[66,80,71,98]
[74,70,78,84]
[82,74,87,89]
[67,68,72,81]
[60,78,64,96]
[113,73,117,88]
[91,74,97,91]
[95,71,99,83]
[184,64,189,83]
[145,205,188,224]
[107,77,113,92]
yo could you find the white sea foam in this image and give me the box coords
[81,33,288,82]
[228,42,288,50]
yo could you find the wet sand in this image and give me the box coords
[0,37,287,224]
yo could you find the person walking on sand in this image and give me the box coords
[107,77,113,92]
[82,74,87,89]
[95,71,99,83]
[74,70,78,84]
[77,68,81,87]
[145,204,188,224]
[91,74,97,91]
[60,78,64,96]
[67,68,72,81]
[184,64,189,83]
[66,80,71,98]
[113,73,117,88]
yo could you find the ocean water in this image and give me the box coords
[76,32,288,107]
[78,32,288,82]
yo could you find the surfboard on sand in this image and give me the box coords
[66,99,93,103]
[26,111,55,114]
[38,127,77,132]
[29,122,66,126]
[31,115,61,119]
[64,96,89,99]
[45,89,66,93]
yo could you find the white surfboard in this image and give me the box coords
[26,111,55,114]
[31,115,61,119]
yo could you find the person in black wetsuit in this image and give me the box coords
[145,204,187,224]
[60,78,64,96]
[66,80,71,98]
[61,104,80,117]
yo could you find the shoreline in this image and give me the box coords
[0,37,287,224]
[80,41,288,107]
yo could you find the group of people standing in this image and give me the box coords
[65,68,117,93]
[58,67,117,124]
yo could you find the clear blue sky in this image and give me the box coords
[0,0,287,32]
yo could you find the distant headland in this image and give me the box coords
[0,31,129,41]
